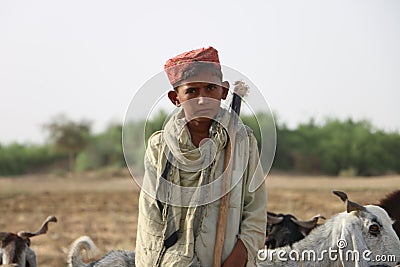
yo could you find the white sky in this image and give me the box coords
[1,0,399,144]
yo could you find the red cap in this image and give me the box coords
[164,47,221,85]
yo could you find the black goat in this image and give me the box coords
[265,211,325,249]
[379,190,400,238]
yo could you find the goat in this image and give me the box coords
[68,236,135,267]
[0,215,57,267]
[266,211,325,249]
[379,190,400,239]
[257,191,400,266]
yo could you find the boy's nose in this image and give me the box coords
[197,89,211,104]
[197,96,206,105]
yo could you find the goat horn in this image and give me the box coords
[17,215,57,239]
[290,214,326,229]
[267,212,284,225]
[332,190,366,213]
[346,200,366,213]
[333,190,348,202]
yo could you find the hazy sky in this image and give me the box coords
[1,0,399,144]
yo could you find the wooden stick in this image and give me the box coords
[213,81,248,266]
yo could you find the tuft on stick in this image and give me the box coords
[233,80,249,98]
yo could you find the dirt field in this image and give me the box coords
[0,171,399,266]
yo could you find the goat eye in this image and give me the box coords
[369,224,380,236]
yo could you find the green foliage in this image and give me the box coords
[0,143,62,175]
[76,124,125,171]
[122,120,147,173]
[1,110,399,177]
[43,115,91,172]
[144,110,168,142]
[44,115,91,154]
[273,118,400,176]
[241,112,276,172]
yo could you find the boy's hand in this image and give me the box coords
[221,239,248,267]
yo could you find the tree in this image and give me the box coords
[75,124,125,171]
[43,115,91,174]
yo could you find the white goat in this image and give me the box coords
[258,191,400,267]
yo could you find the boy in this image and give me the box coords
[135,47,266,266]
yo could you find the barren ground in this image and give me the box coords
[0,171,398,266]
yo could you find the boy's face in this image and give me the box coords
[168,68,229,123]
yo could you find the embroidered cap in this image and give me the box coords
[164,46,221,86]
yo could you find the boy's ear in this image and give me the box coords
[221,81,230,100]
[168,90,180,106]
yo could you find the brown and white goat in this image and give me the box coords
[0,215,57,267]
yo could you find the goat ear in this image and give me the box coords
[267,213,284,225]
[17,215,57,239]
[290,214,325,229]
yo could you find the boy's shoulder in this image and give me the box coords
[237,124,255,141]
[147,130,166,150]
[244,124,254,135]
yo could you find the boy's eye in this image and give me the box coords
[185,88,196,94]
[207,84,217,91]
